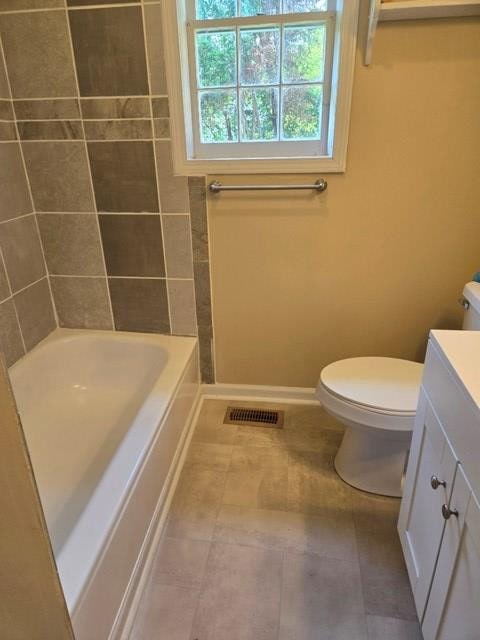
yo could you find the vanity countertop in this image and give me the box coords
[430,330,480,413]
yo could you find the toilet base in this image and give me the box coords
[334,426,411,498]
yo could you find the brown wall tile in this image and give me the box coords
[0,11,77,98]
[38,213,105,276]
[0,99,14,120]
[109,277,170,333]
[0,0,64,8]
[193,261,213,331]
[88,141,159,212]
[69,7,149,97]
[14,278,55,351]
[99,214,165,277]
[162,215,194,279]
[0,122,16,140]
[67,0,133,4]
[144,3,168,96]
[188,177,209,262]
[51,276,112,330]
[80,97,150,120]
[0,143,33,222]
[0,49,9,99]
[155,141,189,213]
[152,97,169,118]
[154,118,170,139]
[0,299,24,366]
[17,121,83,141]
[14,99,80,121]
[168,280,197,337]
[0,215,45,292]
[22,141,95,212]
[84,119,152,141]
[0,258,10,301]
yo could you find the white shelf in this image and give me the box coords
[365,0,480,64]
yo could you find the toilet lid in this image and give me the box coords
[320,357,423,414]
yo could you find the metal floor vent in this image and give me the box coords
[224,406,284,429]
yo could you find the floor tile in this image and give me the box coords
[149,537,210,589]
[222,445,288,510]
[130,584,199,640]
[279,551,368,640]
[192,400,240,445]
[353,492,417,621]
[214,504,357,562]
[190,542,282,640]
[164,443,232,542]
[287,448,353,515]
[366,615,423,640]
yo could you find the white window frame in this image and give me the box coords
[162,0,359,175]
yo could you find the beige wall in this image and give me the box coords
[209,7,480,387]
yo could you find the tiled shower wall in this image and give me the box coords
[0,0,214,381]
[0,36,56,367]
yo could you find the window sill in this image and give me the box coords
[172,154,347,176]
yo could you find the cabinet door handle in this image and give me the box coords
[431,475,447,490]
[441,504,459,520]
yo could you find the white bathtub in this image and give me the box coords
[9,328,199,640]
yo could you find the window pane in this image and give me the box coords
[199,90,238,143]
[283,25,326,83]
[196,31,236,88]
[240,0,280,16]
[196,0,236,19]
[282,0,328,13]
[240,28,280,86]
[282,85,322,140]
[240,88,278,141]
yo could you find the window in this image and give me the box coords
[163,0,359,173]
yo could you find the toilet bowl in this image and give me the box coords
[316,357,424,497]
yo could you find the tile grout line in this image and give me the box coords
[63,3,116,331]
[0,32,57,342]
[11,94,168,101]
[140,0,173,335]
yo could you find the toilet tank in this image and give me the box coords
[462,282,480,330]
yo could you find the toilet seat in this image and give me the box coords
[320,357,423,415]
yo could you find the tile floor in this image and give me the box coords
[129,400,423,640]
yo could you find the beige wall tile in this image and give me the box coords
[108,277,169,333]
[0,214,46,292]
[0,143,32,222]
[0,11,77,98]
[14,98,80,120]
[0,299,24,366]
[14,278,55,350]
[80,97,150,120]
[51,276,113,330]
[167,280,197,337]
[155,141,189,213]
[0,257,9,301]
[23,141,95,212]
[17,121,83,141]
[84,119,152,141]
[163,215,194,279]
[38,213,105,276]
[144,4,168,95]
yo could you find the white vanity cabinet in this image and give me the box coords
[398,331,480,640]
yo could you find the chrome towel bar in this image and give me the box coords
[209,178,328,194]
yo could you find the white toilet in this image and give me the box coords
[316,281,480,497]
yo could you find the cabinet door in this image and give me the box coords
[422,466,480,640]
[398,391,458,620]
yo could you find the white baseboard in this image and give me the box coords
[201,383,318,405]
